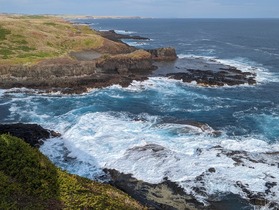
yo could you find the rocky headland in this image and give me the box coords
[0,15,178,93]
[0,14,257,94]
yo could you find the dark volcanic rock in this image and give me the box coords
[98,30,149,43]
[167,68,256,87]
[104,169,207,210]
[0,123,60,147]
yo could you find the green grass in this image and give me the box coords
[0,26,11,41]
[0,15,132,64]
[0,134,144,210]
[43,22,58,26]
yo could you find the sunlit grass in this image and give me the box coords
[0,15,105,64]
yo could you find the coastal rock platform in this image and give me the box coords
[153,56,257,87]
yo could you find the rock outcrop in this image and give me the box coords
[98,30,149,43]
[96,50,156,75]
[105,168,207,210]
[0,123,60,147]
[0,50,156,94]
[166,68,256,86]
[147,47,178,61]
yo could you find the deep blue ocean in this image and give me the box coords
[1,19,279,209]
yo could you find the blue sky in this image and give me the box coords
[1,0,279,18]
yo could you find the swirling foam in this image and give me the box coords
[178,54,278,84]
[40,111,279,205]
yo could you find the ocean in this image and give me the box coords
[1,19,279,209]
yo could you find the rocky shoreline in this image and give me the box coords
[0,24,257,94]
[0,17,265,210]
[2,123,277,210]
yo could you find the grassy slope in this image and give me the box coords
[0,14,128,65]
[0,134,145,210]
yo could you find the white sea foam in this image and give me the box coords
[0,89,5,98]
[115,29,136,35]
[177,54,278,84]
[39,111,279,205]
[122,40,149,47]
[2,75,278,207]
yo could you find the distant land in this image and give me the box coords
[0,13,144,19]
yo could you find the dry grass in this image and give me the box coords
[0,14,106,64]
[106,50,151,60]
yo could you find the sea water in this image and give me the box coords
[1,19,279,209]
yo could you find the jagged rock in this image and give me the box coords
[167,68,256,87]
[104,169,207,210]
[0,123,60,147]
[147,47,178,61]
[98,30,149,43]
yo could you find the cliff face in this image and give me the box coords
[0,50,162,93]
[96,50,156,75]
[147,47,178,61]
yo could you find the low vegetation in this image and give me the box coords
[0,15,105,64]
[0,134,145,209]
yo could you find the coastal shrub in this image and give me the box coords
[17,51,52,58]
[0,26,11,41]
[0,134,60,209]
[15,45,36,52]
[0,134,144,209]
[43,22,57,26]
[0,48,14,59]
[12,39,28,45]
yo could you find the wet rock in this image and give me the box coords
[160,56,257,87]
[104,169,207,210]
[209,194,252,210]
[161,118,221,137]
[208,168,216,173]
[249,195,267,206]
[0,123,60,147]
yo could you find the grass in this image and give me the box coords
[0,26,11,41]
[0,134,145,210]
[0,15,107,64]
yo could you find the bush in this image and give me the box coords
[0,26,11,41]
[0,134,144,210]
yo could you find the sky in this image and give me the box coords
[1,0,279,18]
